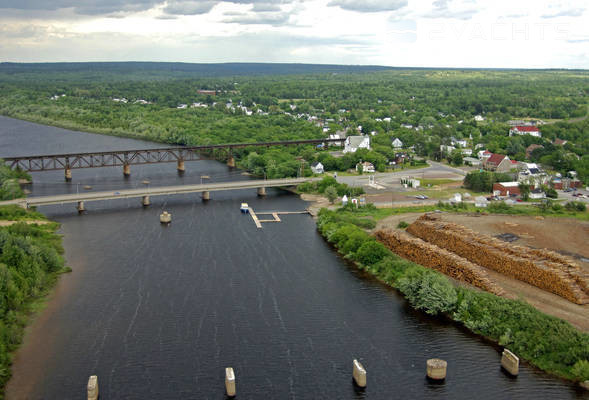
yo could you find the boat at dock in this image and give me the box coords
[240,203,249,213]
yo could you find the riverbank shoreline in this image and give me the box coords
[315,208,589,387]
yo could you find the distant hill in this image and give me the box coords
[0,62,394,79]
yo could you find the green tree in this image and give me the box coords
[519,183,531,201]
[325,185,338,204]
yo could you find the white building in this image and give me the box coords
[356,162,375,173]
[474,196,489,208]
[343,136,370,153]
[392,138,403,149]
[509,126,542,137]
[310,162,324,174]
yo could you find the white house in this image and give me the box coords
[343,136,370,153]
[356,161,375,173]
[310,162,324,174]
[451,137,468,148]
[463,157,482,167]
[509,126,542,137]
[440,145,456,154]
[451,193,462,203]
[478,150,492,160]
[474,115,485,122]
[461,148,473,156]
[529,189,546,199]
[392,138,403,149]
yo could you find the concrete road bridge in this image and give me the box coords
[0,177,318,212]
[1,138,344,181]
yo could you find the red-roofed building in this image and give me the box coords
[509,126,541,137]
[554,138,568,146]
[483,154,516,172]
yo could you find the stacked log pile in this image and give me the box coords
[374,229,505,296]
[406,215,589,305]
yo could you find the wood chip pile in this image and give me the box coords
[374,229,505,296]
[405,214,589,304]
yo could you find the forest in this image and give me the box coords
[0,63,587,182]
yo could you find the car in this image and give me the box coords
[114,191,121,195]
[564,188,573,192]
[516,199,523,202]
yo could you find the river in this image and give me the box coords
[0,116,586,399]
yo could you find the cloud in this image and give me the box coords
[164,1,217,15]
[251,3,282,12]
[0,0,161,15]
[541,8,585,18]
[327,0,407,13]
[422,0,477,20]
[222,11,291,25]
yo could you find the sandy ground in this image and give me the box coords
[300,193,332,217]
[0,220,49,226]
[376,212,589,332]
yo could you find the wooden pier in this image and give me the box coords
[248,209,309,229]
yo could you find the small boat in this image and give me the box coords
[240,203,249,213]
[160,211,172,224]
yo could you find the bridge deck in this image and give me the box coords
[0,178,317,208]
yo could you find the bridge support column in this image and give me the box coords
[177,159,185,173]
[123,163,131,177]
[202,191,210,201]
[77,201,85,213]
[257,187,266,196]
[87,375,99,400]
[142,195,151,207]
[65,167,72,182]
[225,367,236,397]
[227,156,236,168]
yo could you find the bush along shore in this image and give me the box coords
[316,208,589,384]
[0,206,68,399]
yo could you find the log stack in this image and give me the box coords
[405,215,589,304]
[374,229,505,296]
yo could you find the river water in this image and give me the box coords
[0,116,586,399]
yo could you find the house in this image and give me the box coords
[478,150,492,160]
[554,138,568,146]
[463,157,481,167]
[518,163,549,186]
[474,196,489,208]
[474,115,485,122]
[392,138,403,149]
[461,148,473,156]
[484,154,516,172]
[310,162,324,174]
[440,145,456,154]
[343,136,370,153]
[475,144,485,150]
[529,189,546,199]
[492,182,520,196]
[509,126,542,137]
[525,144,544,159]
[450,137,468,148]
[451,193,462,203]
[356,161,375,173]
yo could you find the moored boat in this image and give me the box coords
[240,203,249,213]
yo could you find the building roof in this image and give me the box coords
[528,168,540,174]
[486,153,506,165]
[347,136,368,148]
[497,181,519,187]
[554,138,568,146]
[311,162,322,168]
[513,126,540,132]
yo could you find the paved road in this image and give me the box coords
[334,160,469,187]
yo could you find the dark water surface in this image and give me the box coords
[1,116,586,399]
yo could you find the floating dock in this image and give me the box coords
[247,208,309,228]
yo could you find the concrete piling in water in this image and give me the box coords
[77,201,85,213]
[426,359,447,381]
[87,375,98,400]
[177,159,185,173]
[225,367,236,397]
[202,191,210,200]
[142,195,151,207]
[501,349,519,376]
[227,156,236,168]
[257,187,266,196]
[123,163,131,177]
[160,211,171,224]
[352,359,367,388]
[64,167,72,181]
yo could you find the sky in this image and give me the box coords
[0,0,588,68]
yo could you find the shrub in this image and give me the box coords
[546,188,558,199]
[397,221,409,229]
[396,267,458,315]
[354,240,389,266]
[571,360,589,381]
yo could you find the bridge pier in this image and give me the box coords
[227,156,236,168]
[177,159,185,173]
[87,375,99,400]
[77,201,85,213]
[65,167,72,182]
[142,195,151,207]
[123,163,131,177]
[257,187,266,196]
[202,191,210,201]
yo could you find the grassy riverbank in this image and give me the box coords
[316,208,589,383]
[0,207,68,399]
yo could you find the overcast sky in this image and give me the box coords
[1,0,588,68]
